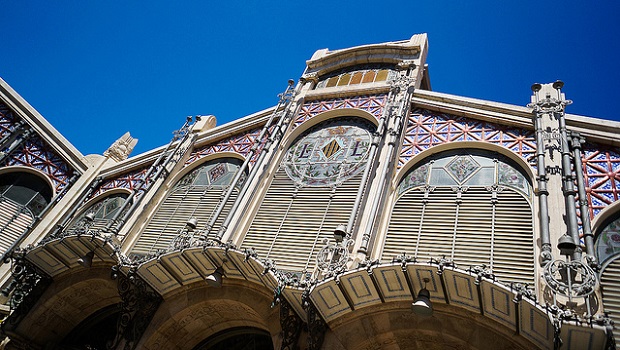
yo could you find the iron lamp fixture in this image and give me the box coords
[84,212,95,222]
[333,224,347,243]
[78,251,95,268]
[186,217,198,231]
[412,277,433,316]
[557,234,577,257]
[206,267,225,287]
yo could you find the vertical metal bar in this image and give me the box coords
[529,86,553,266]
[104,117,193,233]
[357,80,413,256]
[213,80,300,240]
[554,84,581,261]
[346,114,386,234]
[570,132,595,258]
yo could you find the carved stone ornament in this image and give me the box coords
[104,132,138,162]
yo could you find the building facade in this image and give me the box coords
[0,34,617,349]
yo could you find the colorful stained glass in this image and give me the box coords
[176,158,242,189]
[314,64,396,90]
[397,151,531,198]
[283,118,374,187]
[596,217,620,264]
[398,164,429,195]
[446,155,480,183]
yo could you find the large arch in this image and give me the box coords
[6,266,120,347]
[323,301,536,350]
[137,279,279,350]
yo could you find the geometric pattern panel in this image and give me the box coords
[400,109,536,168]
[479,280,516,330]
[91,167,149,198]
[294,94,387,128]
[0,102,22,140]
[185,126,263,166]
[580,145,620,219]
[3,134,75,193]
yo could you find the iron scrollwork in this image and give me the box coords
[108,266,162,350]
[0,250,52,334]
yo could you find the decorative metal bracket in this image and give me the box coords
[279,298,303,350]
[0,250,52,335]
[109,266,162,350]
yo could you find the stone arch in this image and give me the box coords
[137,279,279,350]
[324,302,536,350]
[8,266,120,347]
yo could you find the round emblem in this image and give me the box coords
[283,118,373,187]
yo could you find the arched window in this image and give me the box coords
[131,157,244,256]
[242,117,375,272]
[315,64,397,89]
[596,216,620,341]
[383,150,534,285]
[67,193,129,234]
[0,171,52,253]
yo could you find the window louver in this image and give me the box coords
[0,199,34,254]
[131,158,242,256]
[242,169,361,272]
[601,259,620,341]
[384,186,534,285]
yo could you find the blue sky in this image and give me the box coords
[1,2,618,156]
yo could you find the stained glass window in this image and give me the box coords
[283,118,374,187]
[596,217,620,265]
[398,150,531,196]
[315,64,397,89]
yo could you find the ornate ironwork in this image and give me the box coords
[543,259,597,300]
[467,264,496,284]
[304,300,326,350]
[316,235,353,279]
[0,250,52,334]
[108,266,162,350]
[279,298,303,350]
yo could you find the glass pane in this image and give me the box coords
[376,70,389,81]
[362,71,376,83]
[350,71,363,85]
[326,76,339,88]
[337,73,351,86]
[597,217,620,264]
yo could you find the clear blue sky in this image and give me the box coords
[1,2,618,156]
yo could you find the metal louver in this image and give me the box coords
[0,198,34,254]
[242,169,361,272]
[384,186,534,285]
[132,186,238,256]
[601,258,620,341]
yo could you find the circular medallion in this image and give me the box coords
[283,118,373,187]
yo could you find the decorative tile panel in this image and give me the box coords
[580,146,620,219]
[479,280,516,331]
[185,127,264,166]
[372,264,412,301]
[442,268,480,313]
[91,167,149,198]
[400,109,536,168]
[0,102,22,139]
[339,270,382,309]
[518,299,553,349]
[295,94,387,128]
[4,135,75,192]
